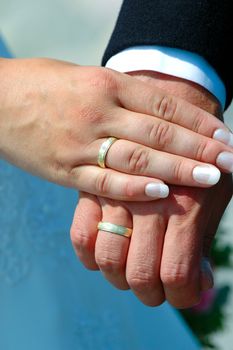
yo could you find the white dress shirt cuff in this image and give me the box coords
[105,46,226,110]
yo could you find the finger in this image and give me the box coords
[70,192,101,270]
[108,109,233,173]
[114,71,232,139]
[125,202,166,306]
[70,165,169,201]
[161,228,202,308]
[104,139,221,187]
[84,138,221,189]
[95,198,131,290]
[201,174,233,290]
[160,190,204,308]
[202,174,233,257]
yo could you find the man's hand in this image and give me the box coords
[70,72,232,308]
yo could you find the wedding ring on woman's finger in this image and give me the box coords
[97,221,133,238]
[97,137,118,168]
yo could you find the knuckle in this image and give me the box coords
[172,159,186,183]
[148,121,173,149]
[95,255,123,273]
[162,271,189,289]
[191,109,206,133]
[128,271,157,293]
[127,146,150,174]
[91,67,119,95]
[157,95,178,122]
[95,171,110,195]
[120,181,136,199]
[194,139,209,161]
[70,226,92,252]
[161,264,192,289]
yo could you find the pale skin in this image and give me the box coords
[0,58,232,197]
[71,71,233,308]
[0,58,232,308]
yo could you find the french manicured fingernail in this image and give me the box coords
[192,165,220,185]
[145,183,169,198]
[216,152,233,172]
[213,128,233,147]
[201,258,214,291]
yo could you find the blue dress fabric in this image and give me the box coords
[0,37,200,350]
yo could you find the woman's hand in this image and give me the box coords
[70,72,233,308]
[0,58,232,201]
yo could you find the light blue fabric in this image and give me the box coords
[0,37,200,350]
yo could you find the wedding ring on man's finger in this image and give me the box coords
[97,137,118,168]
[97,221,133,238]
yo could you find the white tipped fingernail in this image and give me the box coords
[213,128,233,147]
[216,152,233,172]
[145,183,169,198]
[192,165,221,185]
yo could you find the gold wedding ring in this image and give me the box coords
[97,137,118,168]
[97,221,133,238]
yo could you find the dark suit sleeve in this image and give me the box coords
[102,0,233,110]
